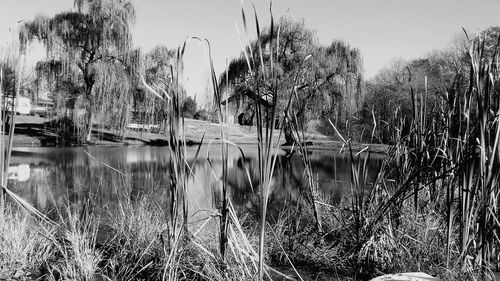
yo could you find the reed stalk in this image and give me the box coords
[235,6,283,279]
[0,51,4,213]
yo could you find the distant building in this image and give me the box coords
[16,96,31,115]
[31,91,54,117]
[221,85,273,125]
[221,87,251,124]
[3,96,31,115]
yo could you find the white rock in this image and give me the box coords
[370,272,437,281]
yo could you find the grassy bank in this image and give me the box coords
[6,115,342,148]
[0,195,295,280]
[0,190,487,280]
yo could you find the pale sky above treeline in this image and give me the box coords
[1,0,499,105]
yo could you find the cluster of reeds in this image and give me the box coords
[261,30,500,280]
[347,32,500,279]
[233,6,286,279]
[226,4,341,279]
[137,30,275,279]
[0,43,24,212]
[0,204,53,279]
[0,44,50,280]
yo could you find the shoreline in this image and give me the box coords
[5,115,389,154]
[5,133,389,154]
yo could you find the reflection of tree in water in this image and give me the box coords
[10,148,173,217]
[225,152,309,218]
[225,151,382,218]
[10,147,383,221]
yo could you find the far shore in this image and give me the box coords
[3,115,389,153]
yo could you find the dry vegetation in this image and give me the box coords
[1,1,499,281]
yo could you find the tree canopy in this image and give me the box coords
[363,26,500,143]
[181,96,197,119]
[221,16,363,143]
[19,0,138,142]
[131,45,177,131]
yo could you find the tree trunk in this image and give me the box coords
[86,110,93,143]
[284,118,296,145]
[85,91,93,143]
[120,103,130,141]
[82,74,95,144]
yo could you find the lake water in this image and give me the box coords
[7,145,383,219]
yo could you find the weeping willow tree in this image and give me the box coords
[133,45,177,133]
[19,0,138,143]
[221,16,363,144]
[321,41,363,125]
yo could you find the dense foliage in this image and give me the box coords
[20,0,138,143]
[221,16,363,144]
[362,26,500,144]
[180,96,197,119]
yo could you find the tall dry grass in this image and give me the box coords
[265,29,500,280]
[348,31,500,279]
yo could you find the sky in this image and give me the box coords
[1,0,499,106]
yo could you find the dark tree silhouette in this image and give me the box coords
[221,16,363,144]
